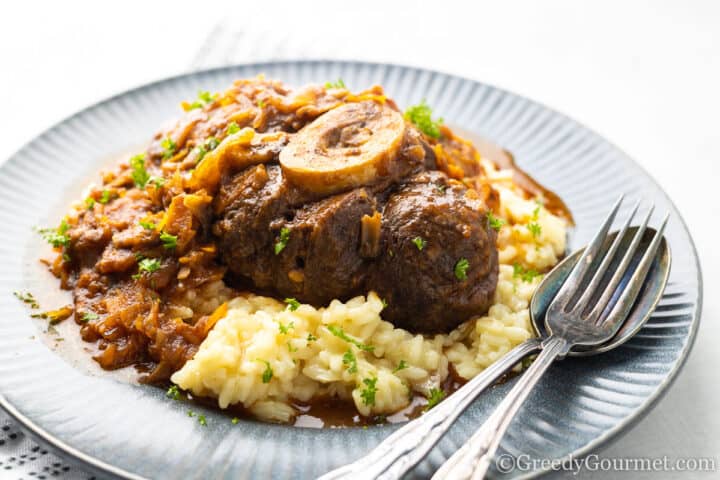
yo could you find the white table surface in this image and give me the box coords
[0,0,717,478]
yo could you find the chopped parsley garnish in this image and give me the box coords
[342,349,358,373]
[278,321,295,334]
[81,312,98,323]
[149,176,166,188]
[360,377,378,406]
[527,222,542,238]
[257,99,265,108]
[307,333,317,343]
[197,415,207,426]
[487,211,505,231]
[166,385,181,400]
[454,258,470,281]
[37,219,70,248]
[14,291,39,309]
[513,263,541,283]
[425,388,445,410]
[327,325,374,352]
[139,220,156,230]
[324,78,346,89]
[404,99,443,139]
[133,258,161,279]
[393,360,409,373]
[99,190,112,204]
[287,341,298,353]
[85,197,95,210]
[284,297,300,311]
[412,236,427,251]
[435,183,447,194]
[231,417,239,425]
[161,137,177,159]
[527,206,542,238]
[194,145,208,163]
[187,90,218,110]
[259,360,273,383]
[226,121,241,135]
[160,231,177,250]
[381,298,388,309]
[129,154,150,188]
[274,227,290,255]
[187,410,195,417]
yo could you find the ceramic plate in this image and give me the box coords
[0,61,702,479]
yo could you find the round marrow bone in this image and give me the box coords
[279,101,406,195]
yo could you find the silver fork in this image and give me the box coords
[432,196,669,479]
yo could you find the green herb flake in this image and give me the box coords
[360,377,378,406]
[188,90,218,110]
[161,137,177,159]
[139,220,156,230]
[129,153,150,188]
[287,340,298,353]
[257,99,265,108]
[81,311,98,323]
[274,227,290,255]
[411,236,427,251]
[205,137,220,151]
[404,99,443,139]
[278,321,295,335]
[454,258,470,281]
[198,415,207,426]
[36,219,71,248]
[512,263,541,283]
[226,121,241,135]
[284,297,301,311]
[487,211,505,232]
[85,197,95,210]
[14,291,39,309]
[98,190,112,204]
[527,222,542,238]
[307,333,318,343]
[342,349,358,373]
[160,231,178,250]
[258,360,273,383]
[393,360,409,373]
[149,176,166,188]
[231,417,239,425]
[166,385,181,400]
[133,258,161,279]
[324,78,346,89]
[187,410,195,417]
[327,325,374,352]
[425,388,446,410]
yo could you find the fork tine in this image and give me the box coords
[602,214,669,328]
[550,195,624,310]
[586,204,655,325]
[569,200,640,314]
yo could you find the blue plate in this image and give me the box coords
[0,61,702,479]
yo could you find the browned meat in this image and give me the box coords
[272,188,377,304]
[213,164,293,289]
[368,171,498,332]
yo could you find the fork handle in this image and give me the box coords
[432,336,569,480]
[317,338,542,480]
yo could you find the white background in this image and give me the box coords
[0,0,718,478]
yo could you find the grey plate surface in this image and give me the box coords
[0,60,702,479]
